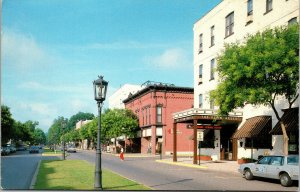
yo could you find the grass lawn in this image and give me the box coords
[42,148,63,156]
[34,160,151,190]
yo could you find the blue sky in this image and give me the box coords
[2,0,221,133]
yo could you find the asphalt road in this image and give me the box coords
[1,150,59,190]
[68,150,298,191]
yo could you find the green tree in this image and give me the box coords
[102,108,139,144]
[47,116,68,147]
[210,24,299,155]
[1,105,15,143]
[66,112,95,131]
[33,128,46,145]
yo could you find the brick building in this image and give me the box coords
[123,81,193,155]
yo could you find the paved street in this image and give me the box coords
[68,150,298,191]
[1,150,59,190]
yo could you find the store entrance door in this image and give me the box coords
[220,124,238,160]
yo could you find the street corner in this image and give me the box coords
[155,159,208,169]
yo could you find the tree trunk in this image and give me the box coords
[270,102,289,156]
[280,121,289,155]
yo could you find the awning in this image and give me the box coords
[270,107,299,135]
[232,116,272,139]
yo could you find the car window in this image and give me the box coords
[287,156,299,165]
[270,156,283,166]
[257,156,272,164]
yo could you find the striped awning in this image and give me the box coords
[232,116,272,139]
[270,107,299,135]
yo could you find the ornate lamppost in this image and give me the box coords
[93,75,108,190]
[61,120,66,160]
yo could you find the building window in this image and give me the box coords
[225,12,234,37]
[200,129,215,148]
[142,109,144,126]
[210,59,215,80]
[156,106,162,124]
[199,94,203,108]
[210,25,215,47]
[265,0,272,13]
[199,33,203,53]
[247,0,253,16]
[149,108,151,125]
[288,17,298,26]
[210,99,214,110]
[245,136,272,149]
[198,64,203,84]
[146,108,148,125]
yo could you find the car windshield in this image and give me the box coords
[257,156,272,164]
[287,156,299,165]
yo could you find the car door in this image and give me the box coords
[253,156,272,177]
[266,156,284,179]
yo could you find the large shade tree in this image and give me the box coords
[102,108,139,146]
[1,105,15,143]
[210,24,299,155]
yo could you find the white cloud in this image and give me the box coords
[19,81,91,94]
[19,102,57,116]
[2,29,53,71]
[146,48,190,69]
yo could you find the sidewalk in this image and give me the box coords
[78,149,240,174]
[156,157,240,174]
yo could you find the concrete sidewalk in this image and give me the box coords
[156,157,240,174]
[78,149,240,174]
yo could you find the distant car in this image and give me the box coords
[2,147,11,155]
[238,155,299,187]
[67,147,77,153]
[29,146,39,153]
[17,146,26,151]
[1,147,9,156]
[9,146,16,153]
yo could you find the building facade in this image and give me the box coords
[124,82,194,155]
[173,0,299,164]
[75,120,92,149]
[109,84,142,109]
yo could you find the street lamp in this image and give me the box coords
[93,75,108,190]
[61,120,66,160]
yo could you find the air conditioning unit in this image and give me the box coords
[246,14,253,24]
[198,77,203,85]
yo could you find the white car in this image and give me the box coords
[67,147,76,153]
[238,155,299,187]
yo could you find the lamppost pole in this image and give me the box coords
[62,121,66,160]
[93,75,108,191]
[94,101,103,190]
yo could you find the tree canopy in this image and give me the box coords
[210,24,299,155]
[102,108,139,140]
[1,105,47,145]
[66,112,94,131]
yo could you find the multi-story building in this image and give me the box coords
[109,84,142,109]
[124,81,194,155]
[173,0,299,164]
[75,120,92,149]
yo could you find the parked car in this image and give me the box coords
[1,147,8,156]
[29,146,39,153]
[9,146,17,153]
[238,155,299,187]
[17,146,26,151]
[67,147,77,153]
[2,146,11,155]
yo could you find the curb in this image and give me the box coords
[29,160,41,189]
[155,159,208,169]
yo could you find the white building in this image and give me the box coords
[108,84,142,109]
[75,120,92,149]
[173,0,298,163]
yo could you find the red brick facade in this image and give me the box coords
[124,84,194,155]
